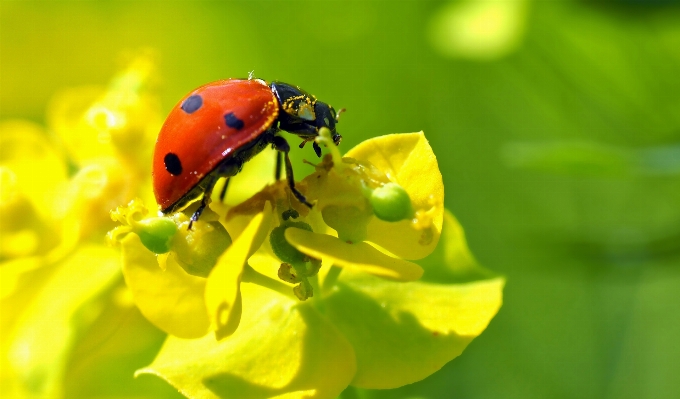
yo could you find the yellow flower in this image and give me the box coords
[110,128,504,397]
[1,55,166,398]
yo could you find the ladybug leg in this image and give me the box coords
[188,159,241,229]
[298,139,321,158]
[272,136,312,208]
[275,151,283,181]
[218,177,230,202]
[188,175,217,230]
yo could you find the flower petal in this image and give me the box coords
[120,234,209,338]
[0,120,68,218]
[346,132,444,260]
[138,283,356,399]
[5,245,120,397]
[285,228,423,281]
[47,86,117,162]
[0,257,43,300]
[46,56,161,171]
[419,209,496,282]
[205,205,272,339]
[60,159,137,239]
[325,271,505,389]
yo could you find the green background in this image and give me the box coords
[2,0,680,398]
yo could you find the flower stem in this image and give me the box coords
[307,274,327,313]
[242,265,297,300]
[322,265,343,292]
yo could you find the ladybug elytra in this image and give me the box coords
[152,78,342,228]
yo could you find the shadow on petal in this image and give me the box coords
[203,304,355,399]
[285,228,423,281]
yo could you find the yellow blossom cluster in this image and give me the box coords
[1,57,504,399]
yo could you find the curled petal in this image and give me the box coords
[121,234,209,338]
[205,205,272,339]
[285,228,423,282]
[138,283,356,399]
[346,132,444,260]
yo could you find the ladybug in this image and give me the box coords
[152,78,342,228]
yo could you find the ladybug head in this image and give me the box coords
[270,81,343,146]
[314,101,342,146]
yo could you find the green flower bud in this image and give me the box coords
[269,221,312,265]
[136,217,178,254]
[172,219,232,277]
[370,182,413,222]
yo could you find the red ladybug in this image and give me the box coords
[152,78,342,227]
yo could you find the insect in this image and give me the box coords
[152,78,342,228]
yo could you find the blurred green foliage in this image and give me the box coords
[2,0,680,398]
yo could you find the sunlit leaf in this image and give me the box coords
[326,271,504,389]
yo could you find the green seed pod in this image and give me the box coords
[269,221,312,265]
[171,219,232,277]
[370,182,413,222]
[136,217,178,254]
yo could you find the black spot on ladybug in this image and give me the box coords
[164,153,183,175]
[181,95,202,114]
[224,112,244,130]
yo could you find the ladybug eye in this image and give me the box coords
[181,95,203,114]
[164,153,183,176]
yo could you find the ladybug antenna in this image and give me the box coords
[335,108,347,122]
